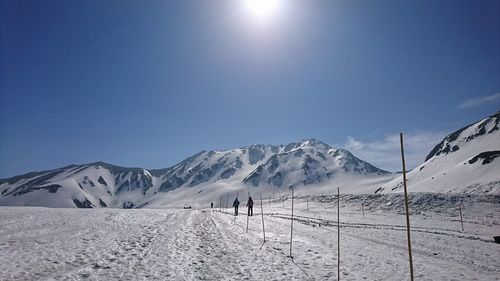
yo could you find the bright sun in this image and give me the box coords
[244,0,281,20]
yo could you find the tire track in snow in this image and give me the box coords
[346,232,500,275]
[269,213,494,243]
[268,212,500,275]
[192,211,245,280]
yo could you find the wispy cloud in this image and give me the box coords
[458,93,500,109]
[343,131,446,172]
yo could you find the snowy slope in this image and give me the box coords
[379,112,500,194]
[0,139,392,208]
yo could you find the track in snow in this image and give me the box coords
[0,208,307,281]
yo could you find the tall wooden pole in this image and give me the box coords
[337,187,340,281]
[400,133,414,281]
[289,187,294,257]
[260,194,266,242]
[362,204,365,218]
[459,203,464,232]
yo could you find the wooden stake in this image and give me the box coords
[260,194,266,242]
[459,202,464,232]
[400,133,414,281]
[306,197,309,211]
[337,187,340,281]
[362,204,365,218]
[289,187,294,257]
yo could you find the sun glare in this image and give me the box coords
[244,0,281,20]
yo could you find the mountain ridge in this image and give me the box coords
[2,111,499,209]
[0,138,392,208]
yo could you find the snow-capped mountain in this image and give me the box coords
[0,139,392,208]
[379,112,500,194]
[242,140,388,188]
[0,163,158,208]
[3,110,498,210]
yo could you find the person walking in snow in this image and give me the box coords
[232,197,240,216]
[247,196,254,216]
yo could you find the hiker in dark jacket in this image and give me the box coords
[247,196,254,216]
[232,198,240,216]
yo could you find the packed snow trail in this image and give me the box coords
[0,207,306,281]
[1,206,499,280]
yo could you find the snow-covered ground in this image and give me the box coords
[1,195,499,280]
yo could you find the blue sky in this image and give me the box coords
[1,0,499,178]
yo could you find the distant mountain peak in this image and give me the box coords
[298,138,331,149]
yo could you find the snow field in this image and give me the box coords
[224,196,500,280]
[0,194,499,281]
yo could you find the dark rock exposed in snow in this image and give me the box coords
[468,151,500,165]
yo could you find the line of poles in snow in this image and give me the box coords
[212,133,471,281]
[214,186,345,279]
